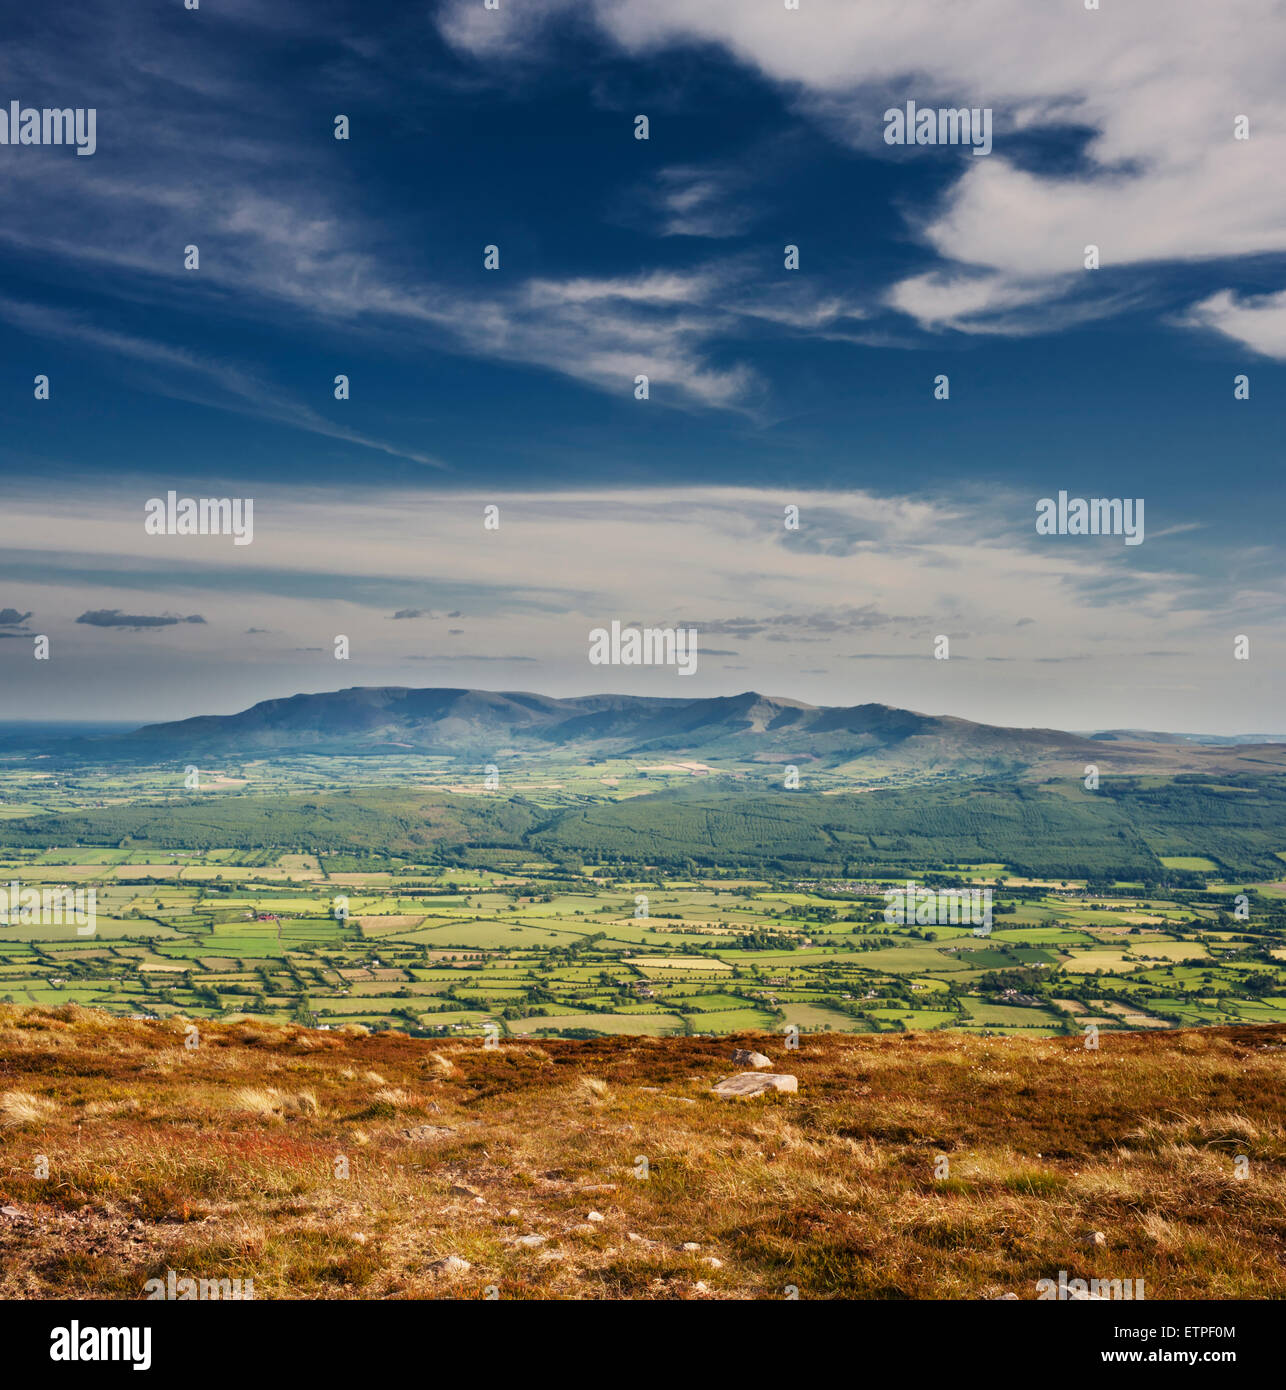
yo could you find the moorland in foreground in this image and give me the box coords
[1,1006,1283,1299]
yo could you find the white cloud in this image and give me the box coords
[440,0,1286,336]
[1182,289,1286,359]
[649,166,758,238]
[885,271,1050,333]
[7,0,1284,428]
[2,482,1276,729]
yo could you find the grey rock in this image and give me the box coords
[712,1072,798,1098]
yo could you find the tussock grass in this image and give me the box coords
[229,1087,319,1120]
[1,1091,56,1129]
[371,1087,417,1108]
[0,1004,1283,1299]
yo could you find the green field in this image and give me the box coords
[2,761,1284,1038]
[2,836,1283,1038]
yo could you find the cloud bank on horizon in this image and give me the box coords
[0,482,1279,733]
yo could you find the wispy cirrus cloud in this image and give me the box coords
[1181,289,1286,360]
[645,165,761,239]
[0,296,450,470]
[440,0,1286,348]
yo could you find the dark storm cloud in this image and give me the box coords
[76,610,206,630]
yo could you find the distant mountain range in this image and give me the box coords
[1088,729,1286,746]
[29,686,1286,779]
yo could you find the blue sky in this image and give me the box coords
[1,0,1283,729]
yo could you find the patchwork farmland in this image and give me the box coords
[2,843,1284,1039]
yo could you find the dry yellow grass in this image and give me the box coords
[229,1088,319,1120]
[1,1003,1283,1300]
[1,1091,57,1129]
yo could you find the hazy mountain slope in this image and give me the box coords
[93,687,1101,763]
[37,686,1286,779]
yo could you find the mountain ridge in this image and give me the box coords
[42,686,1286,779]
